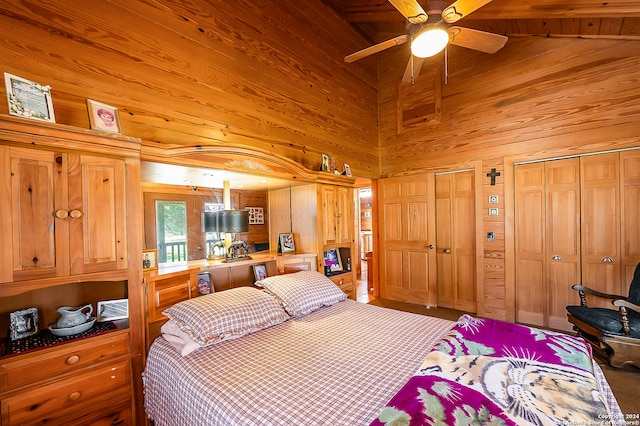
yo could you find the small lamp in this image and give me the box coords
[411,28,449,58]
[217,210,251,262]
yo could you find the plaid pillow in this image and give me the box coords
[257,271,347,317]
[163,287,289,347]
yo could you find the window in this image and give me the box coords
[156,200,187,263]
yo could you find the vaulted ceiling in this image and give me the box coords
[323,0,640,44]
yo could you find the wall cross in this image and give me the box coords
[486,168,501,185]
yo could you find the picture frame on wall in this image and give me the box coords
[87,99,122,134]
[252,264,268,283]
[4,72,55,123]
[9,307,39,341]
[143,249,158,271]
[278,233,296,253]
[197,273,213,296]
[246,207,264,224]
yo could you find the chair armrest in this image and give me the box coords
[612,299,639,337]
[571,284,625,308]
[612,298,639,312]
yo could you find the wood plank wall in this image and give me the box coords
[0,0,379,177]
[378,36,640,319]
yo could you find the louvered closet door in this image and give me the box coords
[378,175,436,306]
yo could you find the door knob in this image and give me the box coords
[443,249,451,253]
[428,244,435,249]
[601,257,614,263]
[552,255,562,260]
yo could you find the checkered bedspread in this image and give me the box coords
[143,300,455,426]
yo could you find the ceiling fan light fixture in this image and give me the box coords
[411,28,449,58]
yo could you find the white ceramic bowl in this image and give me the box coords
[49,318,96,337]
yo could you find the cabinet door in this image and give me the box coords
[336,186,352,244]
[7,147,68,281]
[67,154,128,275]
[320,185,337,244]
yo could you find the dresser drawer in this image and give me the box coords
[0,332,129,392]
[1,360,131,425]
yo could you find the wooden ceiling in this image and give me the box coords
[322,0,640,44]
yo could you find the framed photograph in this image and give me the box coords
[9,307,39,341]
[343,163,352,177]
[246,207,264,224]
[321,153,330,172]
[197,273,213,296]
[324,248,343,273]
[87,99,121,134]
[97,299,129,322]
[252,264,268,282]
[329,157,336,173]
[4,73,55,122]
[143,249,158,271]
[279,233,296,253]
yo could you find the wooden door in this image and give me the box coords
[7,147,67,281]
[581,153,620,306]
[68,154,128,275]
[621,150,640,286]
[378,174,436,306]
[545,158,581,331]
[515,162,546,327]
[435,171,476,312]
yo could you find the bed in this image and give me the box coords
[143,271,624,426]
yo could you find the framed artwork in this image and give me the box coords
[4,73,55,122]
[197,273,213,296]
[329,157,336,173]
[247,207,264,224]
[321,153,330,172]
[97,299,129,322]
[323,248,343,273]
[87,99,121,134]
[279,233,296,253]
[252,264,268,282]
[343,163,352,177]
[143,249,158,271]
[9,307,39,340]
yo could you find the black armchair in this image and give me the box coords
[566,263,640,368]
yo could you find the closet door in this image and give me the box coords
[545,158,581,331]
[581,153,621,306]
[621,150,640,284]
[435,171,476,312]
[515,163,546,327]
[378,175,436,306]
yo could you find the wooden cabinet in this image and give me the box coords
[0,331,132,425]
[0,117,145,425]
[4,147,127,282]
[319,185,352,245]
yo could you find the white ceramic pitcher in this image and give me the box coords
[56,304,93,328]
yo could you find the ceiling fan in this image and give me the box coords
[344,0,507,83]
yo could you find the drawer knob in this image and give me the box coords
[68,391,81,401]
[66,355,80,365]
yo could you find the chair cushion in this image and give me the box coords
[567,305,640,338]
[628,262,640,305]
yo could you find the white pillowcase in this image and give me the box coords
[162,286,290,347]
[161,319,202,356]
[256,270,347,317]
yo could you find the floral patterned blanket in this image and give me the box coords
[371,315,610,426]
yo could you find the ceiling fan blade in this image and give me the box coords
[442,0,492,24]
[448,27,507,54]
[388,0,428,24]
[402,56,425,84]
[345,34,409,63]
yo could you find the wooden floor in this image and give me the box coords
[354,265,640,416]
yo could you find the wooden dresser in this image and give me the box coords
[0,116,145,425]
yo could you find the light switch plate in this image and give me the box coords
[489,208,499,216]
[489,195,499,203]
